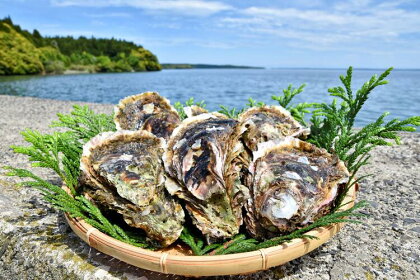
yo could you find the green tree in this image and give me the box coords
[95,56,113,72]
[0,17,162,75]
[0,22,44,75]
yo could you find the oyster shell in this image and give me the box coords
[80,130,185,246]
[238,106,309,151]
[245,137,349,239]
[184,105,208,118]
[164,113,247,240]
[141,111,180,140]
[114,92,180,139]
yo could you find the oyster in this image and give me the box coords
[245,137,349,239]
[80,130,185,246]
[238,106,309,151]
[184,105,208,118]
[164,113,247,240]
[141,111,180,140]
[114,92,180,139]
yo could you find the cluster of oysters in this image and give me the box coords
[80,92,350,247]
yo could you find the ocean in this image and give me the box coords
[0,68,419,127]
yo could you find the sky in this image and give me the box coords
[1,0,420,68]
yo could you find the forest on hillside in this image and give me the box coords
[0,17,161,75]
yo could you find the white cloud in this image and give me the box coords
[85,12,132,18]
[48,0,420,57]
[242,7,347,25]
[51,0,232,16]
[333,0,372,11]
[218,1,420,52]
[125,36,237,49]
[90,20,105,26]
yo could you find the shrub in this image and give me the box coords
[0,22,44,75]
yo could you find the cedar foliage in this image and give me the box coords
[4,106,150,248]
[174,98,207,120]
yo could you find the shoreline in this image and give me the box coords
[1,67,419,79]
[0,67,264,79]
[63,69,91,75]
[0,69,160,79]
[0,95,419,279]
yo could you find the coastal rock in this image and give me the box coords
[0,95,419,280]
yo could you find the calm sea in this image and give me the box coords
[0,69,419,127]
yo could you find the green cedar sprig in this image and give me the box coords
[179,227,221,255]
[272,84,306,108]
[9,130,80,195]
[271,84,314,126]
[252,201,368,251]
[174,97,206,120]
[218,98,264,118]
[4,108,150,248]
[51,105,115,142]
[308,67,420,174]
[178,200,367,256]
[4,166,148,247]
[218,105,244,118]
[208,234,257,255]
[220,84,313,125]
[246,97,265,108]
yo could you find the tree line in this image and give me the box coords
[0,17,161,75]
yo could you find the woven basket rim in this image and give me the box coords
[64,184,357,276]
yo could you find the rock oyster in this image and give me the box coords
[184,105,208,118]
[238,106,309,152]
[114,92,180,140]
[245,137,349,239]
[80,130,185,246]
[80,91,351,246]
[164,113,247,240]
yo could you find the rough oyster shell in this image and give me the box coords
[184,105,208,118]
[141,111,180,140]
[245,137,349,239]
[114,92,180,139]
[238,106,309,151]
[164,113,247,240]
[80,130,185,246]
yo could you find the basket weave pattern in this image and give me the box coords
[65,185,356,277]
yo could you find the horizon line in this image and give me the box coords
[161,64,420,71]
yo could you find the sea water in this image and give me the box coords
[1,68,419,127]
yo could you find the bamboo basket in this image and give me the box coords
[64,184,356,277]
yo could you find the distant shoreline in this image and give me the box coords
[161,63,264,69]
[161,65,419,71]
[1,67,419,80]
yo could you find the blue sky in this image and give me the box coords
[1,0,420,68]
